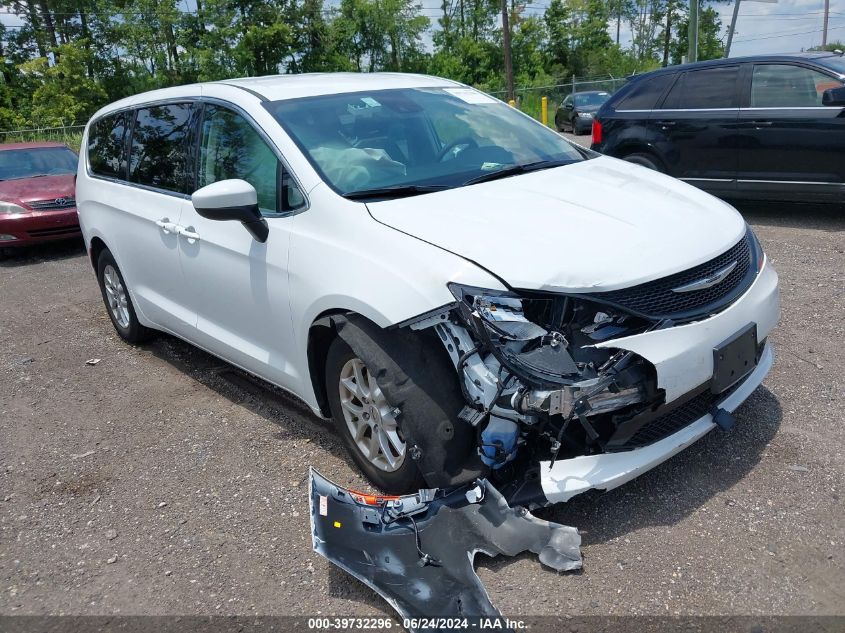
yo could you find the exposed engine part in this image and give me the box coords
[478,416,519,468]
[308,468,581,627]
[404,286,665,482]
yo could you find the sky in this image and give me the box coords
[706,0,844,56]
[1,0,843,66]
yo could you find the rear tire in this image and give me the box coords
[624,152,663,172]
[326,337,423,493]
[96,249,154,344]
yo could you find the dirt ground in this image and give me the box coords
[1,191,843,622]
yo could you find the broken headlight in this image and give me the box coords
[449,283,578,386]
[447,283,652,388]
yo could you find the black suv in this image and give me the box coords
[591,52,845,203]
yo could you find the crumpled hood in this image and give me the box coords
[366,156,746,292]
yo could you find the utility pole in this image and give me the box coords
[823,0,830,46]
[688,0,699,63]
[725,0,741,57]
[501,0,514,102]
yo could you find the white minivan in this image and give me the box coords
[77,73,780,506]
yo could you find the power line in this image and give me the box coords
[734,23,845,43]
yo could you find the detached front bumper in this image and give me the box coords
[0,208,81,246]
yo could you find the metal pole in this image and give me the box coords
[688,0,699,63]
[725,0,741,58]
[822,0,830,47]
[501,0,514,102]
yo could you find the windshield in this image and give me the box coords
[817,55,845,75]
[574,92,610,107]
[267,87,584,197]
[0,146,78,181]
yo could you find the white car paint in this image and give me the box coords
[76,73,781,504]
[367,156,747,292]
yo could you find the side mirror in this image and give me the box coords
[565,103,574,110]
[191,179,269,243]
[822,85,845,107]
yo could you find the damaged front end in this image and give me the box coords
[405,284,667,503]
[309,467,581,625]
[335,227,771,507]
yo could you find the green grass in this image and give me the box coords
[0,130,84,152]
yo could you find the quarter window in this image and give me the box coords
[197,105,305,214]
[751,64,841,107]
[88,112,128,179]
[661,66,740,110]
[128,104,194,193]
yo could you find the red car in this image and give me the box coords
[0,142,80,252]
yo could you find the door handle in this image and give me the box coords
[177,226,200,244]
[155,218,178,234]
[655,120,677,127]
[748,120,773,127]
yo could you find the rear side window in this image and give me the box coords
[661,66,740,109]
[751,64,842,107]
[615,74,674,110]
[128,104,194,193]
[88,113,128,178]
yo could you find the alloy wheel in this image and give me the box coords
[338,357,406,472]
[103,264,131,329]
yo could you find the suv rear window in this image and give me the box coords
[128,104,194,193]
[88,112,129,179]
[615,74,675,110]
[661,66,740,109]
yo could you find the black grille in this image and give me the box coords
[624,390,718,448]
[594,233,754,320]
[620,375,750,450]
[27,225,80,238]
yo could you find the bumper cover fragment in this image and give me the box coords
[308,468,581,626]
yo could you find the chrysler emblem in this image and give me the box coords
[672,261,738,293]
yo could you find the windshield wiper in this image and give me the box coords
[462,159,573,186]
[342,184,448,201]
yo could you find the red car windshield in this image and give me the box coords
[0,147,78,181]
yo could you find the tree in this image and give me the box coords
[20,40,107,126]
[331,0,429,72]
[511,15,547,82]
[627,0,666,62]
[671,3,725,64]
[544,0,615,77]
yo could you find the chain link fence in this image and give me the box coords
[489,75,629,126]
[0,125,85,150]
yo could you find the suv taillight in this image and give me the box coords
[591,119,603,145]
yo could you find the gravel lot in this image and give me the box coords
[1,148,843,622]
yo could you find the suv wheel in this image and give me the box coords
[96,249,154,344]
[624,152,663,172]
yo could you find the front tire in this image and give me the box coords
[326,337,423,493]
[96,249,154,344]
